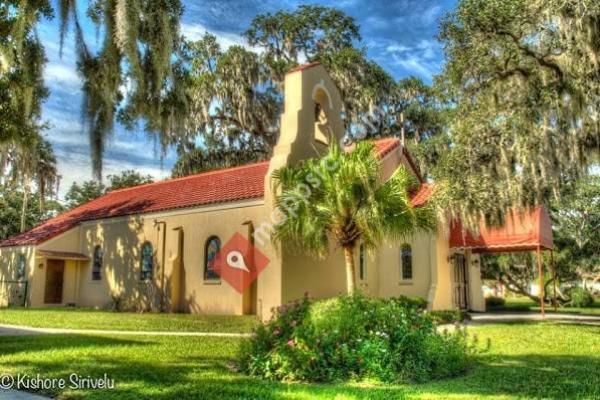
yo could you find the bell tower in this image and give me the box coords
[257,63,345,320]
[267,62,344,172]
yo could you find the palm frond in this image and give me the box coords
[272,140,435,258]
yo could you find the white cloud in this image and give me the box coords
[180,22,249,49]
[386,44,410,53]
[54,148,171,199]
[364,16,390,30]
[381,39,441,78]
[392,55,436,77]
[45,63,81,88]
[421,6,442,25]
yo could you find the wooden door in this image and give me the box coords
[44,259,65,304]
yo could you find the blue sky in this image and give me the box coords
[39,0,456,198]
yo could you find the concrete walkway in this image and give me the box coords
[0,323,253,337]
[467,312,600,326]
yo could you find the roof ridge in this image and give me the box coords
[107,160,271,195]
[287,61,321,74]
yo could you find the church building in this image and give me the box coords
[1,63,522,316]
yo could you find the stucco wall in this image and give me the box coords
[0,246,35,306]
[377,232,435,300]
[428,227,454,310]
[38,227,81,253]
[72,200,268,314]
[467,252,485,311]
[280,243,348,304]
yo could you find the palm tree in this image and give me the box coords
[33,139,59,213]
[272,141,434,293]
[0,137,59,231]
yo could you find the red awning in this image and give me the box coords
[449,206,553,253]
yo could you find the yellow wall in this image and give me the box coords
[467,252,485,311]
[377,232,435,300]
[0,246,36,306]
[428,227,454,310]
[39,227,81,253]
[72,200,266,314]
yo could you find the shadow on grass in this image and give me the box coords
[0,334,147,356]
[1,335,599,399]
[416,353,600,399]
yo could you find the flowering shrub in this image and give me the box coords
[238,293,479,383]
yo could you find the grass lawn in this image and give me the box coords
[0,322,598,399]
[0,307,259,333]
[499,296,600,315]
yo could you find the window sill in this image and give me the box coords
[398,280,413,286]
[203,280,221,285]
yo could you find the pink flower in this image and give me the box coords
[287,339,295,347]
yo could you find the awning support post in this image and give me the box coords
[536,246,545,318]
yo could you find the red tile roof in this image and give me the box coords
[0,138,414,247]
[449,206,553,252]
[410,183,434,208]
[287,62,321,74]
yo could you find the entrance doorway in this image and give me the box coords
[452,254,469,310]
[44,259,65,304]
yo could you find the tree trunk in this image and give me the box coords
[39,178,45,213]
[498,274,541,303]
[20,179,29,233]
[343,245,356,294]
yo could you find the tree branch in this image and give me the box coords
[496,29,564,80]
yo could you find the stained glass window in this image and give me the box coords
[204,236,221,281]
[401,244,412,280]
[359,243,366,280]
[140,242,154,280]
[17,254,26,280]
[92,245,102,280]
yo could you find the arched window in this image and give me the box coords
[140,242,154,281]
[401,244,412,281]
[313,87,332,145]
[92,245,103,281]
[359,243,366,281]
[17,254,26,280]
[204,236,221,281]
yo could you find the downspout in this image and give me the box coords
[154,219,167,311]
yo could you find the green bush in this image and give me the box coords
[485,296,506,309]
[394,295,428,311]
[569,287,594,308]
[238,293,478,383]
[427,309,471,325]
